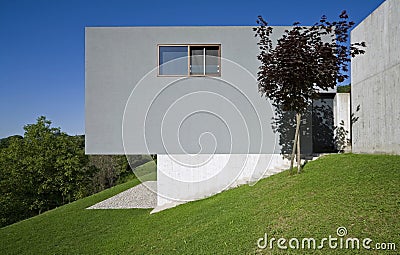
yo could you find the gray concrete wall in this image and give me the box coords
[86,26,319,155]
[154,153,292,212]
[333,93,351,149]
[86,26,335,155]
[351,0,400,154]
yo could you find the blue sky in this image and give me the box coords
[0,0,385,138]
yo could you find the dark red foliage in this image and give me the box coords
[253,11,366,113]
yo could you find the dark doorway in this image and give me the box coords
[312,93,336,153]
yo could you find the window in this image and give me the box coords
[158,44,221,76]
[159,46,188,76]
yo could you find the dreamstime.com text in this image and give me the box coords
[257,227,396,251]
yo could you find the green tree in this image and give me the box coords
[0,135,23,149]
[0,135,35,226]
[89,155,129,192]
[337,84,351,93]
[0,116,95,226]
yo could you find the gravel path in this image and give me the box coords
[87,181,157,209]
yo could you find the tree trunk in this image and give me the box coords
[296,113,301,173]
[290,112,301,173]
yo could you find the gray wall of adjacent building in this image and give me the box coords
[351,0,400,154]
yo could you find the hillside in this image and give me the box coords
[0,154,399,254]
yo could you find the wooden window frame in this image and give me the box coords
[157,44,221,77]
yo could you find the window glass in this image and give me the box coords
[159,46,188,75]
[159,45,220,76]
[205,46,219,75]
[190,46,204,75]
[190,46,220,75]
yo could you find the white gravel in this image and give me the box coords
[87,181,157,209]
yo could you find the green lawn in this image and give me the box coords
[117,160,157,184]
[133,160,157,182]
[0,154,399,254]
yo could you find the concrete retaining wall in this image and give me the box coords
[153,154,291,212]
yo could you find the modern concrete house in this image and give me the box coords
[85,26,343,211]
[351,0,400,154]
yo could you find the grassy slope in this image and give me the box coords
[117,160,157,184]
[0,154,399,254]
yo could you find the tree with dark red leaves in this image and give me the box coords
[254,11,365,174]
